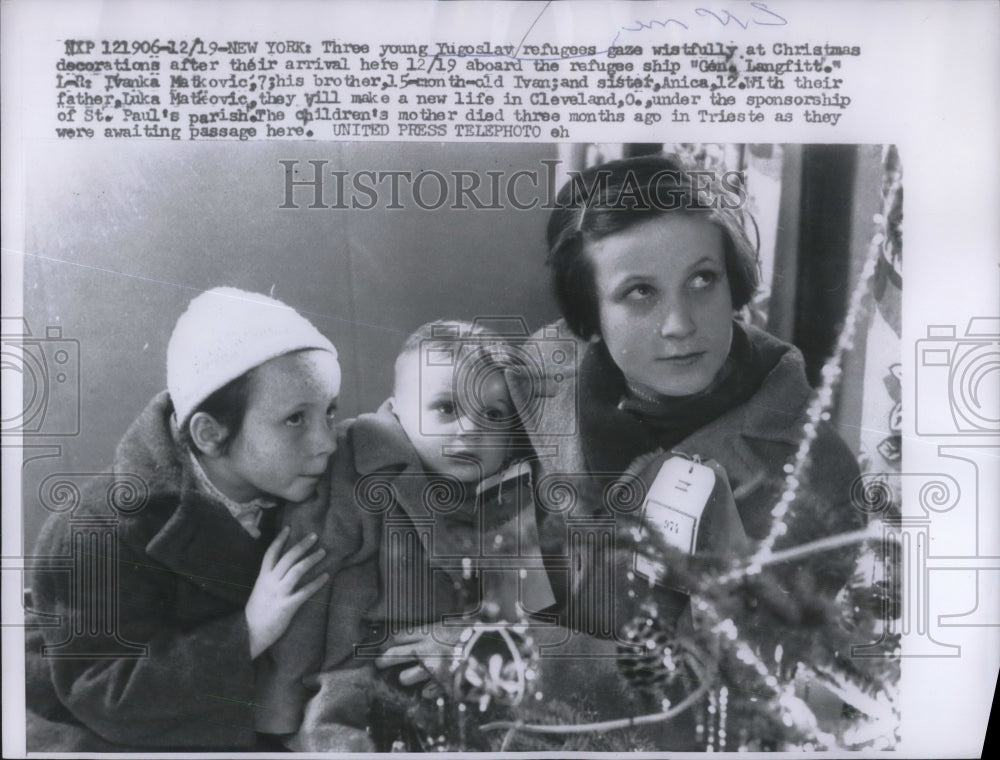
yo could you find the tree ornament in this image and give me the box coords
[451,623,538,712]
[616,601,706,699]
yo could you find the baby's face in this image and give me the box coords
[392,350,514,484]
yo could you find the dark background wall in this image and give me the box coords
[20,141,560,548]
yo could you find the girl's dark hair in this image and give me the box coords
[178,370,255,455]
[546,154,760,339]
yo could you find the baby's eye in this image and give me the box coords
[623,283,655,301]
[326,406,338,422]
[434,402,456,417]
[285,412,305,426]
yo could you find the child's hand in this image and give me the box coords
[375,630,463,689]
[245,527,329,659]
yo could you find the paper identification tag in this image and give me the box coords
[633,456,716,587]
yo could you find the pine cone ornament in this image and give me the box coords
[616,602,700,697]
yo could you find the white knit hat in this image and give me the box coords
[167,287,340,427]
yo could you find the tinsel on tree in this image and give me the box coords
[368,147,903,752]
[368,515,900,752]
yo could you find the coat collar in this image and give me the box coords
[508,321,814,486]
[350,400,425,476]
[349,401,435,525]
[347,402,515,568]
[644,322,813,448]
[112,392,286,605]
[143,483,268,606]
[708,333,812,445]
[524,321,811,446]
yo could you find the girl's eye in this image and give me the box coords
[326,406,337,422]
[286,412,305,426]
[435,402,456,417]
[623,283,655,301]
[690,270,720,289]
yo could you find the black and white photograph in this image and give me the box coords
[2,1,997,757]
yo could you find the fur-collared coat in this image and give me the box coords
[25,392,310,751]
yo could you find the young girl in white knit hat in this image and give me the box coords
[26,287,349,752]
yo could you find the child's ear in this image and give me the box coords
[188,412,229,457]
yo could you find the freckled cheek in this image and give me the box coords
[242,434,270,461]
[250,433,299,473]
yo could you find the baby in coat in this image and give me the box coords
[257,320,553,751]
